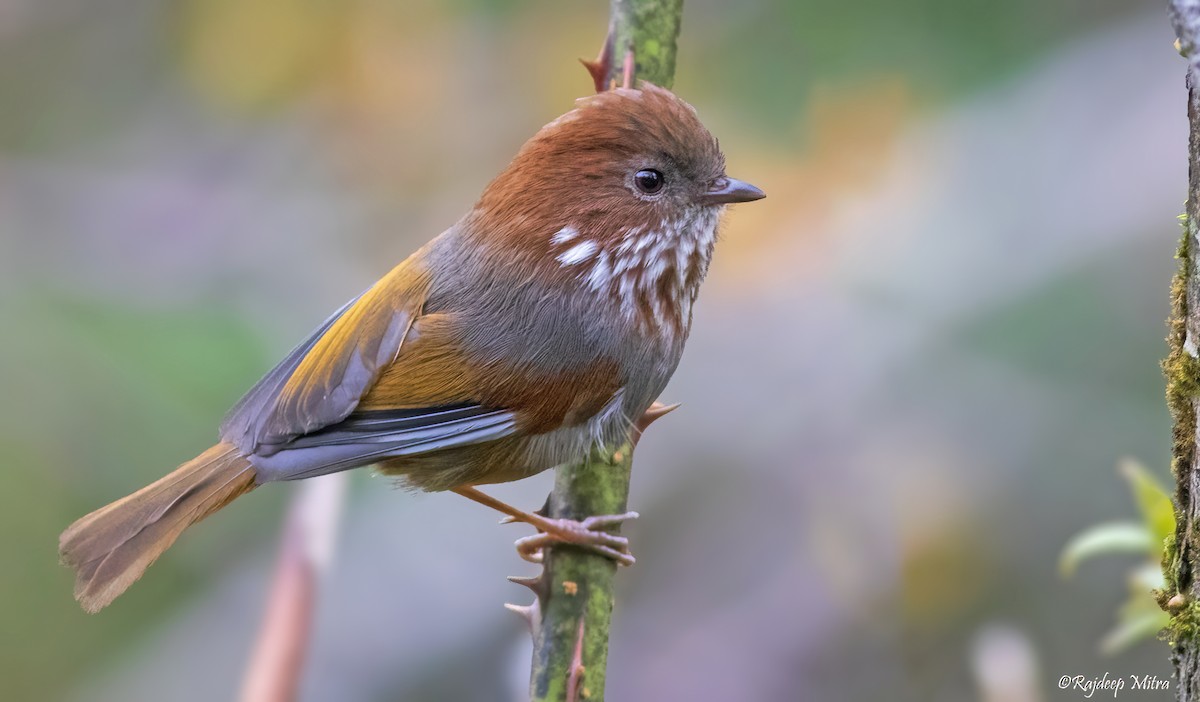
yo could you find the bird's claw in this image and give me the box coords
[513,512,638,566]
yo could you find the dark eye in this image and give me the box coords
[634,169,664,194]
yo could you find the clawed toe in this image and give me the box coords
[581,511,639,530]
[516,534,548,564]
[512,513,638,566]
[452,486,637,566]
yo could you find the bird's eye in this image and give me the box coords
[634,169,664,194]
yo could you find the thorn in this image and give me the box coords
[580,57,607,94]
[581,25,615,93]
[504,600,541,633]
[507,573,544,594]
[621,49,635,90]
[566,618,587,702]
[499,515,517,525]
[633,401,680,447]
[535,492,551,519]
[637,401,681,430]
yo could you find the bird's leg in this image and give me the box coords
[452,403,679,566]
[451,486,637,566]
[511,513,638,566]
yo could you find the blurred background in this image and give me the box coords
[0,0,1183,699]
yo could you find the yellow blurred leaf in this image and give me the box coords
[1129,561,1166,593]
[1100,607,1169,656]
[179,0,342,109]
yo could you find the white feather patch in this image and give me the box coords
[551,226,579,245]
[557,239,598,266]
[573,205,722,345]
[588,250,612,291]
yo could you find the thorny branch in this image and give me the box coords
[508,3,685,692]
[512,397,677,702]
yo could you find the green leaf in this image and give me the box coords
[1129,562,1166,593]
[1059,522,1153,577]
[1119,458,1176,543]
[1100,607,1169,655]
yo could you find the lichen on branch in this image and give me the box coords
[514,3,684,699]
[1164,3,1200,696]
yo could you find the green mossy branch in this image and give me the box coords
[1165,213,1197,600]
[1167,594,1200,647]
[606,0,683,89]
[531,443,633,702]
[522,2,684,700]
[1166,213,1197,481]
[1166,4,1200,692]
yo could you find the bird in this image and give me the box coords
[58,82,765,613]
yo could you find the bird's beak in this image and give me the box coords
[702,176,766,205]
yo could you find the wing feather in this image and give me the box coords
[250,406,517,482]
[220,262,428,454]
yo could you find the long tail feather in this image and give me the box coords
[59,443,257,613]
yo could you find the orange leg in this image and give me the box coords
[451,402,679,566]
[452,486,637,565]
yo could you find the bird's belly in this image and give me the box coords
[376,425,581,491]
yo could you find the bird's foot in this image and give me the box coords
[451,485,638,566]
[514,512,639,566]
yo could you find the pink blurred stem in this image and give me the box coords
[239,474,346,702]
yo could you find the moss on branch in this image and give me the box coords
[521,4,684,699]
[530,443,633,702]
